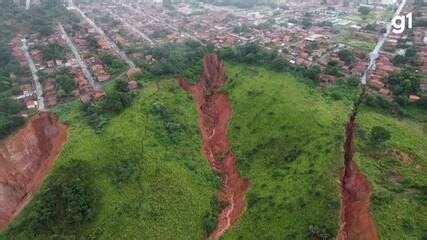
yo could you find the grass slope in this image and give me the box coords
[222,63,351,239]
[221,63,427,239]
[2,63,425,239]
[2,80,217,239]
[355,111,427,239]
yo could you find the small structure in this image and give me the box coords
[128,80,139,90]
[127,67,143,78]
[95,90,106,100]
[379,88,390,96]
[409,95,421,102]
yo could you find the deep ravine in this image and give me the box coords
[337,90,377,240]
[179,53,250,239]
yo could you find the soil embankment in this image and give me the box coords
[337,94,377,240]
[0,112,67,231]
[179,53,250,239]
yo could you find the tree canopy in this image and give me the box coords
[358,6,371,16]
[370,126,391,144]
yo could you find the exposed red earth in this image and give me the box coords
[179,53,250,239]
[0,112,67,231]
[337,106,377,240]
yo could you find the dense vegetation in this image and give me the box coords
[55,69,76,99]
[80,79,137,133]
[101,53,128,75]
[4,160,95,238]
[219,42,321,84]
[0,2,28,139]
[138,40,212,83]
[41,43,66,61]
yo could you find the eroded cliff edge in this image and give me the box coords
[0,112,67,230]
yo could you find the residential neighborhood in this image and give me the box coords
[9,0,427,114]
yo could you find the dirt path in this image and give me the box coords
[0,113,67,231]
[337,94,377,240]
[179,53,249,239]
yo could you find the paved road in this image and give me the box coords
[361,0,407,84]
[107,10,154,46]
[59,23,100,91]
[68,1,136,68]
[21,39,45,111]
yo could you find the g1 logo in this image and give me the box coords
[392,12,412,34]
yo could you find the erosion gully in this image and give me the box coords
[179,53,250,239]
[0,113,67,231]
[337,88,377,240]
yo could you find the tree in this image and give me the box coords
[370,126,391,144]
[338,49,354,65]
[404,47,417,58]
[42,43,65,61]
[0,97,22,114]
[358,6,371,16]
[304,65,321,83]
[0,76,12,92]
[115,80,129,92]
[385,69,421,101]
[233,24,251,34]
[325,60,342,76]
[302,17,312,29]
[56,70,75,97]
[392,55,406,66]
[304,41,319,53]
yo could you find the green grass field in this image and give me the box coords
[221,63,351,239]
[2,63,426,239]
[336,29,376,51]
[220,63,426,239]
[355,110,427,239]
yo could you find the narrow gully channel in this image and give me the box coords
[179,53,249,239]
[337,89,377,240]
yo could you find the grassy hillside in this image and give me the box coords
[355,111,427,239]
[222,63,351,239]
[2,63,425,239]
[221,63,427,239]
[2,80,218,239]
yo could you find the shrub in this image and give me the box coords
[247,192,259,208]
[28,160,94,235]
[109,158,137,185]
[370,126,391,144]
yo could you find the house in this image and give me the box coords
[420,80,427,91]
[127,67,143,78]
[94,91,106,100]
[379,88,390,96]
[409,95,421,102]
[25,99,37,109]
[369,79,385,89]
[128,80,138,90]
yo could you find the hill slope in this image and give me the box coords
[2,62,426,239]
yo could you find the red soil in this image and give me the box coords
[179,53,250,239]
[0,113,67,231]
[337,112,377,240]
